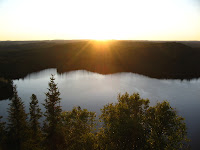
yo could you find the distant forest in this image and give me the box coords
[0,75,189,150]
[0,40,200,80]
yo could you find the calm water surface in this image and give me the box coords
[0,69,199,149]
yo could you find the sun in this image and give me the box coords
[91,36,110,40]
[81,30,116,41]
[90,36,113,41]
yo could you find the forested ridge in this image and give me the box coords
[0,40,200,80]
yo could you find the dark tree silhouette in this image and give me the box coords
[29,94,43,150]
[43,74,65,150]
[0,116,6,150]
[7,85,28,150]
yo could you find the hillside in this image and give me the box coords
[0,40,200,79]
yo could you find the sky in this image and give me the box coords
[0,0,200,41]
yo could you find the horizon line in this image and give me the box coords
[0,39,200,42]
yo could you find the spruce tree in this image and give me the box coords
[29,94,43,150]
[0,116,6,150]
[43,74,64,150]
[7,85,28,150]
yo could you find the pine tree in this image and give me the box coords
[0,116,6,150]
[7,85,28,150]
[43,74,65,150]
[29,94,43,150]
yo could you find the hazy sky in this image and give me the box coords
[0,0,200,41]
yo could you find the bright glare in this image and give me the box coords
[0,0,200,40]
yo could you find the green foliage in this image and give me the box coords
[146,101,189,150]
[98,92,150,150]
[28,94,43,150]
[7,85,28,150]
[98,93,189,150]
[43,74,64,150]
[43,74,62,127]
[61,106,96,150]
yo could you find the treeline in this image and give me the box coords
[1,40,200,80]
[0,78,13,100]
[0,75,189,150]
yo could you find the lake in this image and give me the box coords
[0,69,199,149]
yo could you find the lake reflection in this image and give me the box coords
[0,69,200,149]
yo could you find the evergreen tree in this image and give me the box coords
[43,74,65,150]
[29,94,43,150]
[0,116,6,150]
[7,85,28,150]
